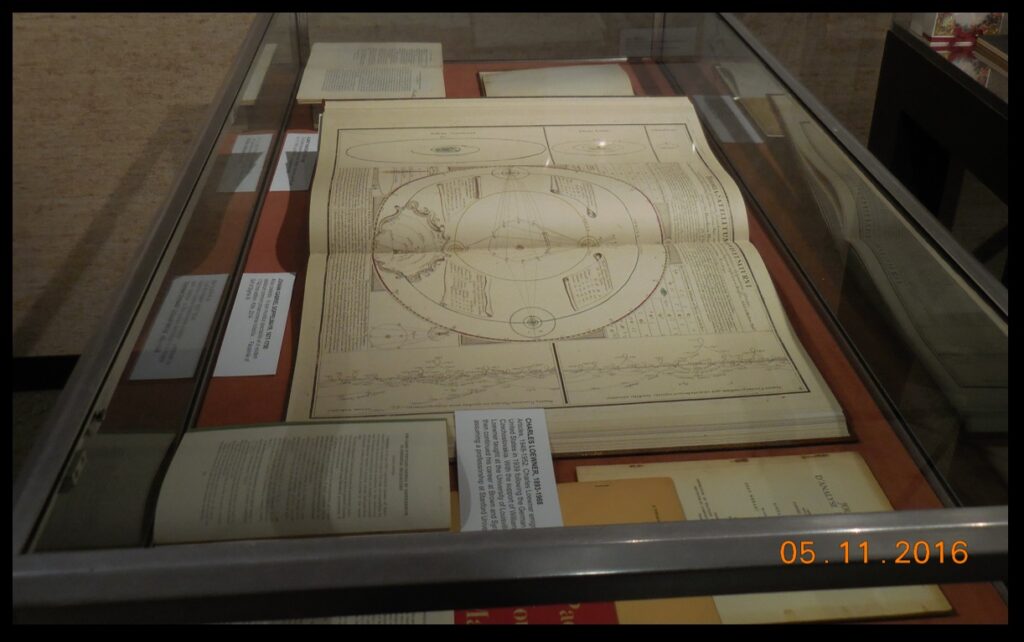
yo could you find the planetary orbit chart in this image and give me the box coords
[372,166,667,341]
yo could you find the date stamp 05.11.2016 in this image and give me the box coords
[779,539,969,566]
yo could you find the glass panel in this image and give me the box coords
[660,13,1006,508]
[18,12,1005,624]
[950,169,1008,284]
[29,13,303,552]
[306,13,658,61]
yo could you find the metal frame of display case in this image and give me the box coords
[12,13,1008,623]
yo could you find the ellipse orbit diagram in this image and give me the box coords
[373,166,667,341]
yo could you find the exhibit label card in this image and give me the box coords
[218,132,274,193]
[270,132,319,192]
[130,274,228,380]
[213,273,294,377]
[455,409,562,531]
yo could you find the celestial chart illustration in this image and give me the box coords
[320,353,565,411]
[372,166,668,342]
[550,139,649,158]
[560,342,805,403]
[345,137,549,165]
[367,323,455,349]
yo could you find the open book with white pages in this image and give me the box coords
[286,96,848,455]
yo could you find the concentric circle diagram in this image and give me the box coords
[373,166,666,341]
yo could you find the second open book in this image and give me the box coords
[287,97,847,454]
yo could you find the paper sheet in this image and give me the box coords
[297,42,445,103]
[455,409,562,531]
[213,273,294,377]
[480,64,635,97]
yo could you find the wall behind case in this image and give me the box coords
[12,13,257,477]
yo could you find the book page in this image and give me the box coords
[292,98,846,454]
[297,42,445,103]
[480,64,635,97]
[576,452,952,623]
[153,420,451,544]
[448,478,720,624]
[557,478,722,625]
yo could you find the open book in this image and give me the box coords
[287,97,847,454]
[153,420,451,544]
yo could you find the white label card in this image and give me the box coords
[130,274,228,380]
[455,409,562,531]
[213,273,295,377]
[217,133,274,193]
[270,132,319,192]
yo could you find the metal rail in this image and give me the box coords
[14,506,1008,623]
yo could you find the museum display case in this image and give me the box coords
[870,17,1007,286]
[12,13,1007,623]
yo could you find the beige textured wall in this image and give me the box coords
[12,13,257,357]
[12,13,893,359]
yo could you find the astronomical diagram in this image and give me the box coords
[345,137,549,164]
[550,139,649,158]
[372,166,667,342]
[368,323,454,349]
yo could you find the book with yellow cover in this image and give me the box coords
[451,478,718,624]
[557,478,722,624]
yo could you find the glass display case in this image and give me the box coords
[12,13,1007,624]
[870,18,1007,287]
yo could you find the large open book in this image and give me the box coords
[287,97,847,454]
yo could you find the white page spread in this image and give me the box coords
[287,97,847,454]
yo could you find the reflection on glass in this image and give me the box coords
[30,13,303,552]
[771,93,1007,502]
